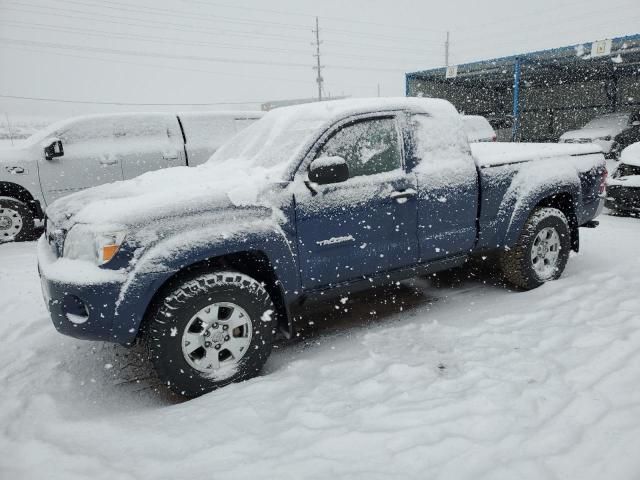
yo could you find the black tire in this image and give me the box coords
[0,198,36,243]
[143,271,275,398]
[499,207,571,290]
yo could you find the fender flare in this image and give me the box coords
[495,164,581,249]
[112,223,300,343]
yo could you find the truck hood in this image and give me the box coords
[46,160,283,231]
[560,127,622,141]
[0,144,33,164]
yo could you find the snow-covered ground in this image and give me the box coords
[1,214,639,480]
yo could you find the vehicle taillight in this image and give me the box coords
[492,134,497,142]
[599,168,608,194]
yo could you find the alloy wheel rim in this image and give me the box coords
[181,302,253,373]
[0,208,23,240]
[530,227,561,280]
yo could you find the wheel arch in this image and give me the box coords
[502,188,580,253]
[137,249,292,342]
[0,182,43,218]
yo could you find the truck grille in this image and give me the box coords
[563,138,592,144]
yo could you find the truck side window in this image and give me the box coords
[114,115,176,140]
[317,118,401,178]
[58,118,117,145]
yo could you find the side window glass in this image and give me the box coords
[114,116,173,140]
[317,118,402,178]
[58,118,116,145]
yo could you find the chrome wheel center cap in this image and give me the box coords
[0,216,11,230]
[209,330,225,344]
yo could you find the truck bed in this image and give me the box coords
[471,142,602,167]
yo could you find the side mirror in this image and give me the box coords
[308,156,349,185]
[44,138,64,160]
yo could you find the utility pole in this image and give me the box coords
[312,16,324,102]
[445,31,450,67]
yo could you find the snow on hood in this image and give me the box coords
[0,143,36,167]
[620,142,640,167]
[46,160,284,231]
[608,175,640,188]
[559,127,622,140]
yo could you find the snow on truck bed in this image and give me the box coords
[472,142,603,167]
[2,215,640,480]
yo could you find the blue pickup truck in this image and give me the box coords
[38,98,606,397]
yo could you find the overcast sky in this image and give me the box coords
[1,0,639,118]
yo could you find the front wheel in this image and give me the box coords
[0,198,36,243]
[144,271,276,398]
[499,207,571,290]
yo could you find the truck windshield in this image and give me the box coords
[209,111,325,178]
[22,120,70,148]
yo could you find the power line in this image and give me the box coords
[55,0,312,33]
[1,4,310,44]
[1,21,313,57]
[0,94,264,106]
[3,45,314,85]
[455,0,637,37]
[0,37,314,68]
[1,20,444,62]
[1,4,444,57]
[6,44,384,92]
[0,37,423,74]
[452,0,639,44]
[3,0,446,47]
[181,0,448,34]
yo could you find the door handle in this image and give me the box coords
[163,154,179,161]
[99,158,118,166]
[389,188,417,203]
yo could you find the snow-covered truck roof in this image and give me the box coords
[211,97,461,178]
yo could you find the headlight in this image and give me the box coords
[63,224,126,265]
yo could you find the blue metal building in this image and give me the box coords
[406,34,640,142]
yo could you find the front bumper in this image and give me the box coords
[40,270,126,342]
[38,237,170,344]
[606,185,640,213]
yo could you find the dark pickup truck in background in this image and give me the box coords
[38,98,606,397]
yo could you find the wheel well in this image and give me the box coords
[142,250,290,339]
[536,192,579,252]
[0,182,42,218]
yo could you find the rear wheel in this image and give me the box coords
[143,271,275,398]
[0,198,35,243]
[500,207,571,290]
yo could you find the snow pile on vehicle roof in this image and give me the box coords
[411,110,477,189]
[471,143,602,167]
[620,142,640,167]
[212,97,458,176]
